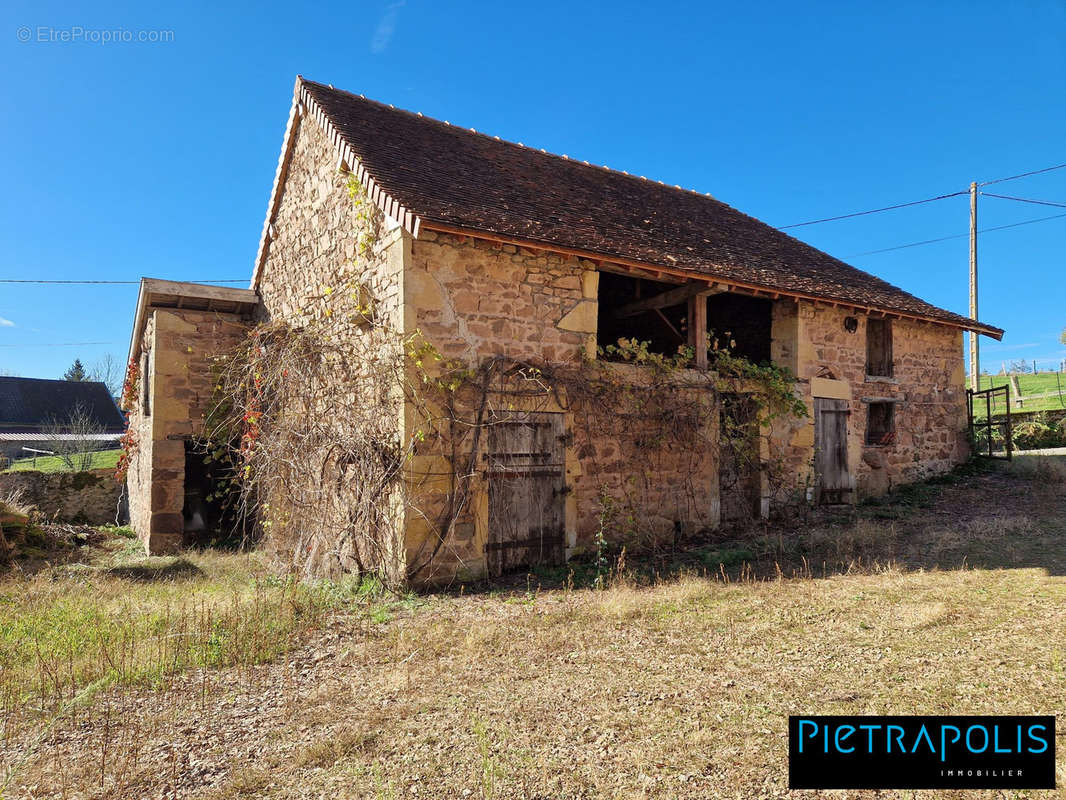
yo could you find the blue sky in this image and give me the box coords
[1,0,1063,381]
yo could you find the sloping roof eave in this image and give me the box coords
[250,76,1004,341]
[417,218,1005,340]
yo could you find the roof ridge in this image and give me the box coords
[300,79,938,304]
[299,78,727,205]
[279,78,1002,338]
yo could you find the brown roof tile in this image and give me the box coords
[299,79,1002,338]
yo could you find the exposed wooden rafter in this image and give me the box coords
[612,283,720,318]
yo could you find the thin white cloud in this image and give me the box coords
[370,1,405,54]
[0,316,14,328]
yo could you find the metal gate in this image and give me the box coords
[967,385,1012,460]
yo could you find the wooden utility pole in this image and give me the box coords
[969,181,979,389]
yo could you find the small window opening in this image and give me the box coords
[140,351,151,416]
[866,317,893,377]
[866,401,896,445]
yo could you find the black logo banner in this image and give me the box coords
[789,715,1055,789]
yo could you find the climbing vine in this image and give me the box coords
[201,170,809,586]
[115,357,140,483]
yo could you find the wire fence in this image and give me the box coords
[971,369,1066,416]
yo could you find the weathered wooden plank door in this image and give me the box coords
[814,398,851,503]
[485,412,566,576]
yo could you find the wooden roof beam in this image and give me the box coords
[613,283,722,318]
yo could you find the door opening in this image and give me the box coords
[814,397,851,504]
[484,412,566,576]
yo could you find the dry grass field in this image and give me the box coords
[1,455,1064,799]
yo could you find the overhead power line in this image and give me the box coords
[846,211,1066,257]
[0,279,245,285]
[778,191,967,229]
[980,192,1066,209]
[779,161,1066,230]
[0,341,115,348]
[979,162,1066,186]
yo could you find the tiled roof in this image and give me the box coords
[0,377,125,433]
[292,78,1003,337]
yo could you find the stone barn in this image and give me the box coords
[123,76,1003,584]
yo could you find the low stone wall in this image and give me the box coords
[0,469,124,525]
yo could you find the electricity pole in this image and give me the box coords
[969,181,979,389]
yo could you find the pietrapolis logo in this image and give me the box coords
[788,715,1055,790]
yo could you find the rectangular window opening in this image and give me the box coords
[707,293,772,365]
[596,271,691,360]
[866,401,895,445]
[866,317,893,377]
[140,351,151,417]
[595,272,774,366]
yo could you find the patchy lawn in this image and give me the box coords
[2,455,1065,798]
[970,372,1066,414]
[3,448,123,473]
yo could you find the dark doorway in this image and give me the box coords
[719,395,762,524]
[182,441,232,544]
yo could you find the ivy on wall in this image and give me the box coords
[199,174,809,585]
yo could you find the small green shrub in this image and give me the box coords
[1011,414,1066,451]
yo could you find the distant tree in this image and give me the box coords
[1009,359,1032,375]
[63,358,88,382]
[1060,328,1065,346]
[90,354,121,396]
[43,401,104,472]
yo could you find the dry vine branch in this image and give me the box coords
[201,175,809,586]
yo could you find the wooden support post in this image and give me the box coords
[969,181,979,388]
[689,293,707,369]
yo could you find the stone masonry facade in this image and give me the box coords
[404,232,727,581]
[126,309,249,553]
[128,102,971,583]
[253,109,408,582]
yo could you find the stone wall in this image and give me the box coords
[254,108,407,583]
[0,469,123,525]
[770,301,968,499]
[406,233,595,363]
[403,233,727,580]
[126,309,250,553]
[125,314,156,542]
[248,108,970,584]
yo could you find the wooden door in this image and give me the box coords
[814,398,851,504]
[485,412,566,576]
